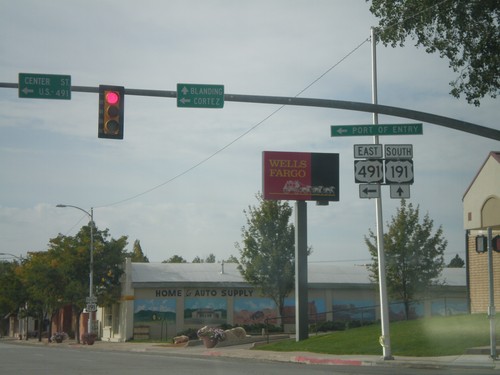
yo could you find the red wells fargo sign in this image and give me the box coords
[262,151,340,201]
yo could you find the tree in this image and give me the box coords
[192,253,216,263]
[163,255,187,263]
[93,230,128,307]
[130,240,149,262]
[448,254,465,268]
[0,260,26,336]
[224,255,239,264]
[47,224,128,342]
[368,0,499,106]
[17,251,65,341]
[365,200,447,319]
[236,194,295,323]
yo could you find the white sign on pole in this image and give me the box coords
[354,160,384,183]
[353,144,383,159]
[359,184,381,199]
[390,184,410,199]
[385,160,414,184]
[385,144,413,159]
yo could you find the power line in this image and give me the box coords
[96,37,371,208]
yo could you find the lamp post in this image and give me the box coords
[56,204,94,336]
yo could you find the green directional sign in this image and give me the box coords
[331,123,423,137]
[18,73,71,100]
[177,83,224,108]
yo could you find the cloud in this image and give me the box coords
[0,0,497,266]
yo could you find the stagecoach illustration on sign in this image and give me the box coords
[282,180,336,196]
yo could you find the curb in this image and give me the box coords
[2,337,498,370]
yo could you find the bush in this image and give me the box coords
[311,321,346,333]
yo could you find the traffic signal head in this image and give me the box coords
[98,85,124,139]
[476,235,487,253]
[493,235,500,253]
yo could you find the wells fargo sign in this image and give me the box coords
[263,151,340,201]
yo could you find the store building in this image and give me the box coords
[98,259,466,342]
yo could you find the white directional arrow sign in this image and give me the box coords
[390,184,410,199]
[334,127,349,136]
[359,184,381,199]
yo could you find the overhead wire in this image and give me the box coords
[96,37,371,209]
[95,0,452,210]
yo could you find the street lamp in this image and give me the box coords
[56,204,95,336]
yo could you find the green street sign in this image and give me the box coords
[331,123,423,137]
[177,83,224,108]
[18,73,71,100]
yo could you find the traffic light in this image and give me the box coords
[493,235,500,253]
[98,85,124,139]
[476,235,487,253]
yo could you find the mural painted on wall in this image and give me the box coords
[134,299,176,323]
[388,301,423,321]
[282,298,326,324]
[234,298,278,325]
[332,299,376,322]
[431,298,468,316]
[184,298,227,325]
[133,299,176,340]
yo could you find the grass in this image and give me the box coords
[255,314,500,357]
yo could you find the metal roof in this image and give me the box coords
[130,262,466,288]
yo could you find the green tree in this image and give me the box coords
[236,194,295,323]
[47,224,128,342]
[130,240,149,262]
[368,0,499,105]
[192,253,216,263]
[93,230,128,307]
[448,254,465,268]
[224,255,239,264]
[163,255,187,263]
[0,260,26,336]
[17,251,65,341]
[365,200,447,319]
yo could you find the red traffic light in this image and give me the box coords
[105,91,120,105]
[98,85,124,140]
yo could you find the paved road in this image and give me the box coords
[1,339,498,374]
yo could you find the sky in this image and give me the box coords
[0,1,498,265]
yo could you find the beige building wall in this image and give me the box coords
[467,232,500,313]
[463,152,500,314]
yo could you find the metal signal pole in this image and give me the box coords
[371,26,393,360]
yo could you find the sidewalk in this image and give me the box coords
[3,337,499,371]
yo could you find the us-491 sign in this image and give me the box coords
[354,160,384,183]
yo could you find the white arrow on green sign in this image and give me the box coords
[18,73,71,100]
[177,83,224,108]
[331,123,423,137]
